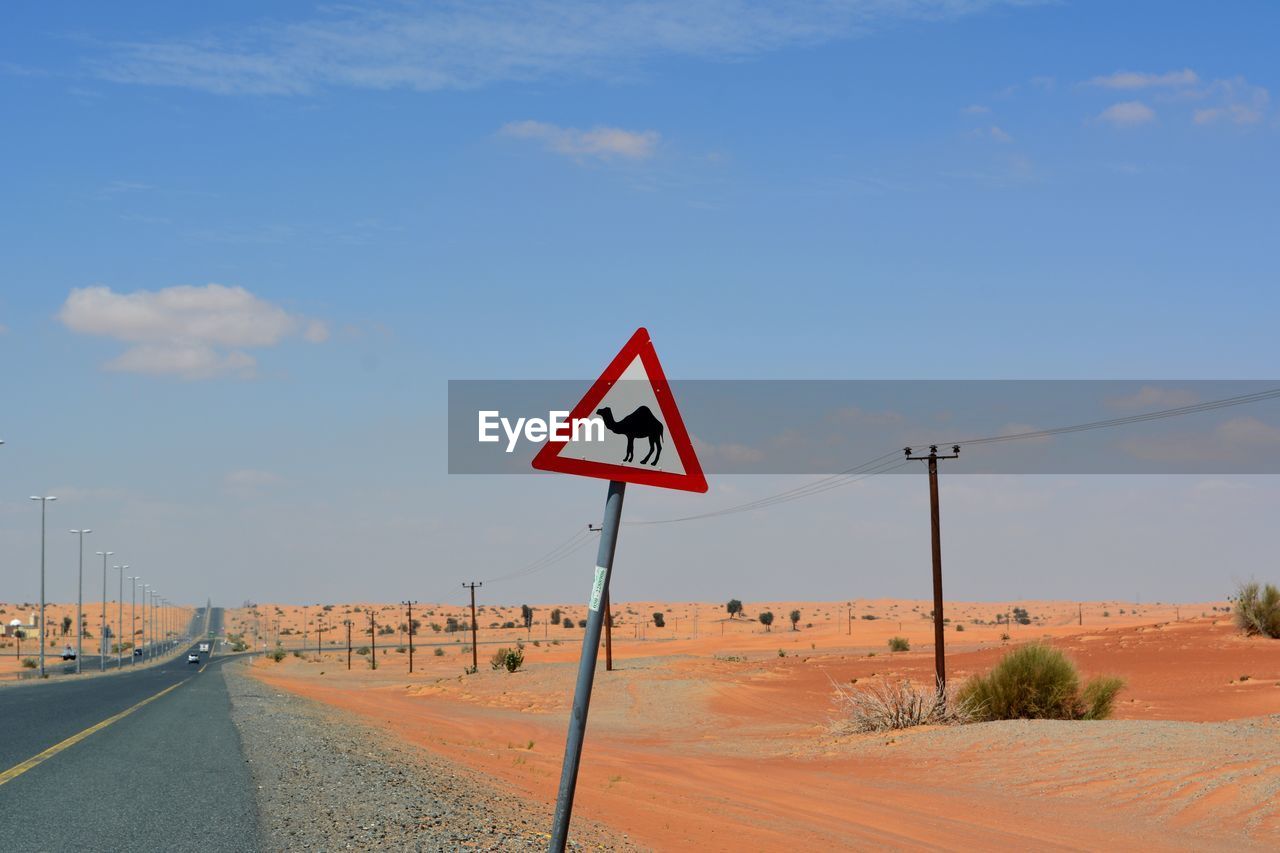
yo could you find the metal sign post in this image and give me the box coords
[549,480,625,851]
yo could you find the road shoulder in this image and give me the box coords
[224,660,633,850]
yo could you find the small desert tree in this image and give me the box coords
[727,599,743,619]
[550,608,562,625]
[652,612,665,628]
[521,604,534,629]
[61,615,72,636]
[758,611,774,632]
[789,609,801,631]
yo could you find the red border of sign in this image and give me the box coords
[531,328,708,493]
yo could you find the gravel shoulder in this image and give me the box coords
[225,659,636,851]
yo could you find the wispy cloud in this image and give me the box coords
[1192,77,1270,125]
[1085,69,1269,127]
[58,283,327,379]
[89,1,1034,95]
[1089,69,1199,90]
[500,121,659,161]
[1096,100,1155,128]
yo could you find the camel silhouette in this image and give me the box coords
[596,405,663,466]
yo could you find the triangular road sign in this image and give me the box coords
[532,328,708,493]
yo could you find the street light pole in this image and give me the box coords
[128,576,138,665]
[95,550,113,670]
[69,528,92,674]
[30,496,57,678]
[142,585,151,660]
[113,565,127,667]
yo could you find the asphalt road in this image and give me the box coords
[0,607,259,851]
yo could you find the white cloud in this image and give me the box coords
[988,125,1013,143]
[500,121,659,161]
[1089,69,1198,90]
[58,283,327,379]
[90,1,1033,95]
[1097,100,1155,127]
[962,104,990,115]
[1107,386,1198,410]
[1192,77,1270,125]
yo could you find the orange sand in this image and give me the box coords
[239,599,1279,848]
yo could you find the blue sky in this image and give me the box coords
[2,1,1277,608]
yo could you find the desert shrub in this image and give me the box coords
[550,608,562,625]
[21,657,37,669]
[958,643,1124,721]
[445,617,459,633]
[652,612,665,628]
[432,647,445,656]
[356,646,370,655]
[489,647,525,672]
[888,636,910,652]
[1011,607,1031,625]
[502,621,516,629]
[1233,581,1280,638]
[268,647,287,662]
[861,614,877,621]
[954,624,965,632]
[832,678,974,732]
[563,618,575,629]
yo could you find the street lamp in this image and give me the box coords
[128,576,138,665]
[113,565,128,668]
[69,529,92,674]
[30,496,57,677]
[142,584,151,661]
[95,550,113,670]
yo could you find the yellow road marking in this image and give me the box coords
[0,679,188,787]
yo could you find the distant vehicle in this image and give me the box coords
[133,648,143,657]
[187,653,200,664]
[61,646,76,661]
[198,642,210,653]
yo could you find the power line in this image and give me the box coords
[944,386,1280,447]
[635,384,1280,526]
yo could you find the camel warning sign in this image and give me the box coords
[531,327,707,493]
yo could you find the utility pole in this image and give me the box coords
[904,444,960,695]
[370,611,377,670]
[462,582,482,673]
[1078,603,1083,626]
[588,524,612,671]
[403,600,416,673]
[344,619,352,669]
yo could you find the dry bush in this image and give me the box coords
[959,643,1124,721]
[832,677,974,733]
[1233,581,1280,639]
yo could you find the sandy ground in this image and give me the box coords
[0,600,178,676]
[231,599,1279,849]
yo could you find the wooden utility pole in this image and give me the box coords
[905,445,960,695]
[463,582,482,673]
[370,611,377,670]
[403,600,417,673]
[344,619,352,670]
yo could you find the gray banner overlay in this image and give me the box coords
[448,380,1280,475]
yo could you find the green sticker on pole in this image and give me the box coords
[588,566,607,612]
[539,329,706,851]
